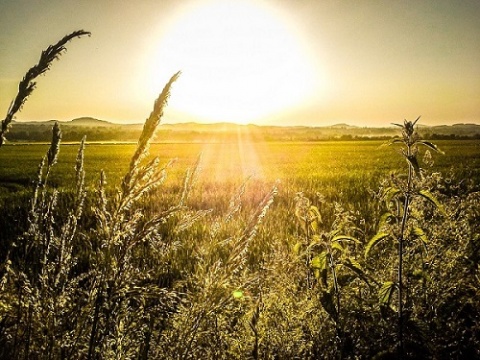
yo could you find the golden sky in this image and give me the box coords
[0,0,479,126]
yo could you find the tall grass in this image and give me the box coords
[0,30,90,147]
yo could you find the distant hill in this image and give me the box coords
[6,118,480,143]
[69,117,117,127]
[329,123,359,129]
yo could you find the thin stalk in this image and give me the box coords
[87,283,103,360]
[328,250,343,359]
[398,143,413,359]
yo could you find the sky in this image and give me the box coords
[0,0,479,127]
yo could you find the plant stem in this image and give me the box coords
[398,143,413,359]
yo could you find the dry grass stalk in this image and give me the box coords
[122,71,181,194]
[0,30,90,147]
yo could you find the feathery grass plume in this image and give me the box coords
[122,71,181,193]
[47,122,62,168]
[75,136,87,204]
[59,136,87,250]
[179,153,202,206]
[28,122,62,238]
[210,179,249,238]
[0,30,90,147]
[244,185,278,243]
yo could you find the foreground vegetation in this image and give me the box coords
[1,32,479,359]
[1,118,479,359]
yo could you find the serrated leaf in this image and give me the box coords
[378,281,396,306]
[417,140,444,154]
[365,232,390,259]
[332,235,361,244]
[383,187,401,205]
[418,190,446,216]
[406,155,422,178]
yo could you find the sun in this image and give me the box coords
[138,0,325,124]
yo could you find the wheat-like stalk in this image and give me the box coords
[0,30,90,147]
[122,71,181,194]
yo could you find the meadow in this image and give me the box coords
[2,139,479,198]
[2,139,478,238]
[1,132,479,359]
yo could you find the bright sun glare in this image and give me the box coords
[139,0,323,124]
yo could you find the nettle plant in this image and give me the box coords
[294,193,369,357]
[364,117,445,357]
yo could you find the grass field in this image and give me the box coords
[2,139,479,244]
[1,137,479,359]
[1,139,479,198]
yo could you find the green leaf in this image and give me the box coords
[344,257,363,273]
[331,242,344,253]
[417,140,444,154]
[379,212,396,227]
[293,242,302,255]
[343,257,374,286]
[309,234,322,247]
[378,281,396,306]
[412,115,421,127]
[332,235,361,244]
[413,227,428,246]
[418,190,446,216]
[343,257,366,278]
[383,187,401,205]
[412,269,431,282]
[232,290,244,299]
[365,232,390,259]
[311,251,327,271]
[406,155,422,178]
[308,205,321,233]
[387,138,404,147]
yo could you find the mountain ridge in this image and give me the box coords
[12,118,480,130]
[7,118,480,143]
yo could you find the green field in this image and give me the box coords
[2,139,479,197]
[1,138,479,359]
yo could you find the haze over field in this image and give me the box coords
[1,0,479,126]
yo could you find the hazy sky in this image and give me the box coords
[1,0,479,126]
